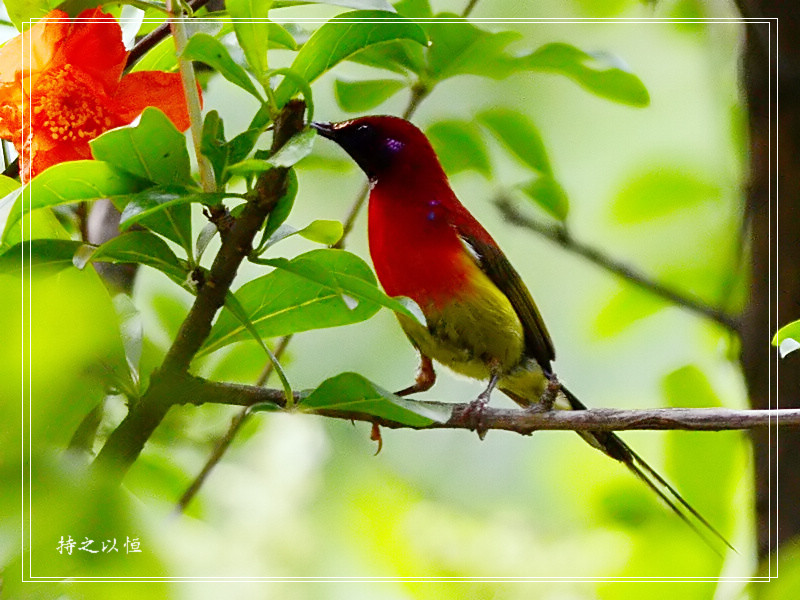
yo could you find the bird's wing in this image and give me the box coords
[456,229,556,372]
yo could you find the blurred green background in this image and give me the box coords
[3,0,790,597]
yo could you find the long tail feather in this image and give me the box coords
[559,385,734,554]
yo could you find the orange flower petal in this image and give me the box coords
[0,10,70,86]
[21,134,92,182]
[112,71,193,131]
[53,8,127,94]
[0,82,22,142]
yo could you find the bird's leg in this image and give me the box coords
[532,373,561,412]
[463,364,502,440]
[395,355,436,396]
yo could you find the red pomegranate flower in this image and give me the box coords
[0,8,193,182]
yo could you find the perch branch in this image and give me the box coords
[177,376,799,433]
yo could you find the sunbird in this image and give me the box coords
[312,115,731,551]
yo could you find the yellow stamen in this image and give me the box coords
[30,64,115,143]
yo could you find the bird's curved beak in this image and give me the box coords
[310,121,336,140]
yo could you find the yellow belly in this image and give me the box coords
[396,265,527,383]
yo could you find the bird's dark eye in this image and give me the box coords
[356,124,371,134]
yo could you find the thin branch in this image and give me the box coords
[494,196,741,333]
[462,0,482,18]
[168,2,216,194]
[175,335,293,513]
[332,184,369,250]
[173,375,800,433]
[124,0,212,70]
[175,406,249,512]
[92,100,307,479]
[401,82,430,120]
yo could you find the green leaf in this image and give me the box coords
[130,20,295,75]
[6,0,59,30]
[259,219,343,251]
[274,0,395,10]
[2,161,147,243]
[1,205,70,251]
[182,32,264,100]
[255,252,424,324]
[478,108,552,174]
[426,120,491,178]
[77,231,189,285]
[116,187,226,252]
[90,107,194,187]
[200,249,383,355]
[266,21,298,50]
[130,36,177,73]
[274,10,427,107]
[270,67,318,121]
[112,293,143,385]
[118,187,225,231]
[268,127,318,167]
[395,0,432,18]
[224,289,294,404]
[293,154,354,172]
[426,15,522,82]
[133,203,192,253]
[297,219,344,245]
[334,78,407,112]
[612,169,721,224]
[572,0,630,17]
[195,221,218,260]
[227,0,274,79]
[593,286,667,338]
[519,176,569,221]
[422,26,649,107]
[333,0,395,8]
[201,110,228,184]
[131,19,295,74]
[261,168,299,244]
[227,104,273,168]
[774,320,800,358]
[348,39,426,75]
[0,239,83,274]
[0,174,20,198]
[226,159,273,178]
[300,372,451,426]
[249,402,284,413]
[663,366,722,411]
[207,339,282,385]
[521,43,650,107]
[227,128,316,176]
